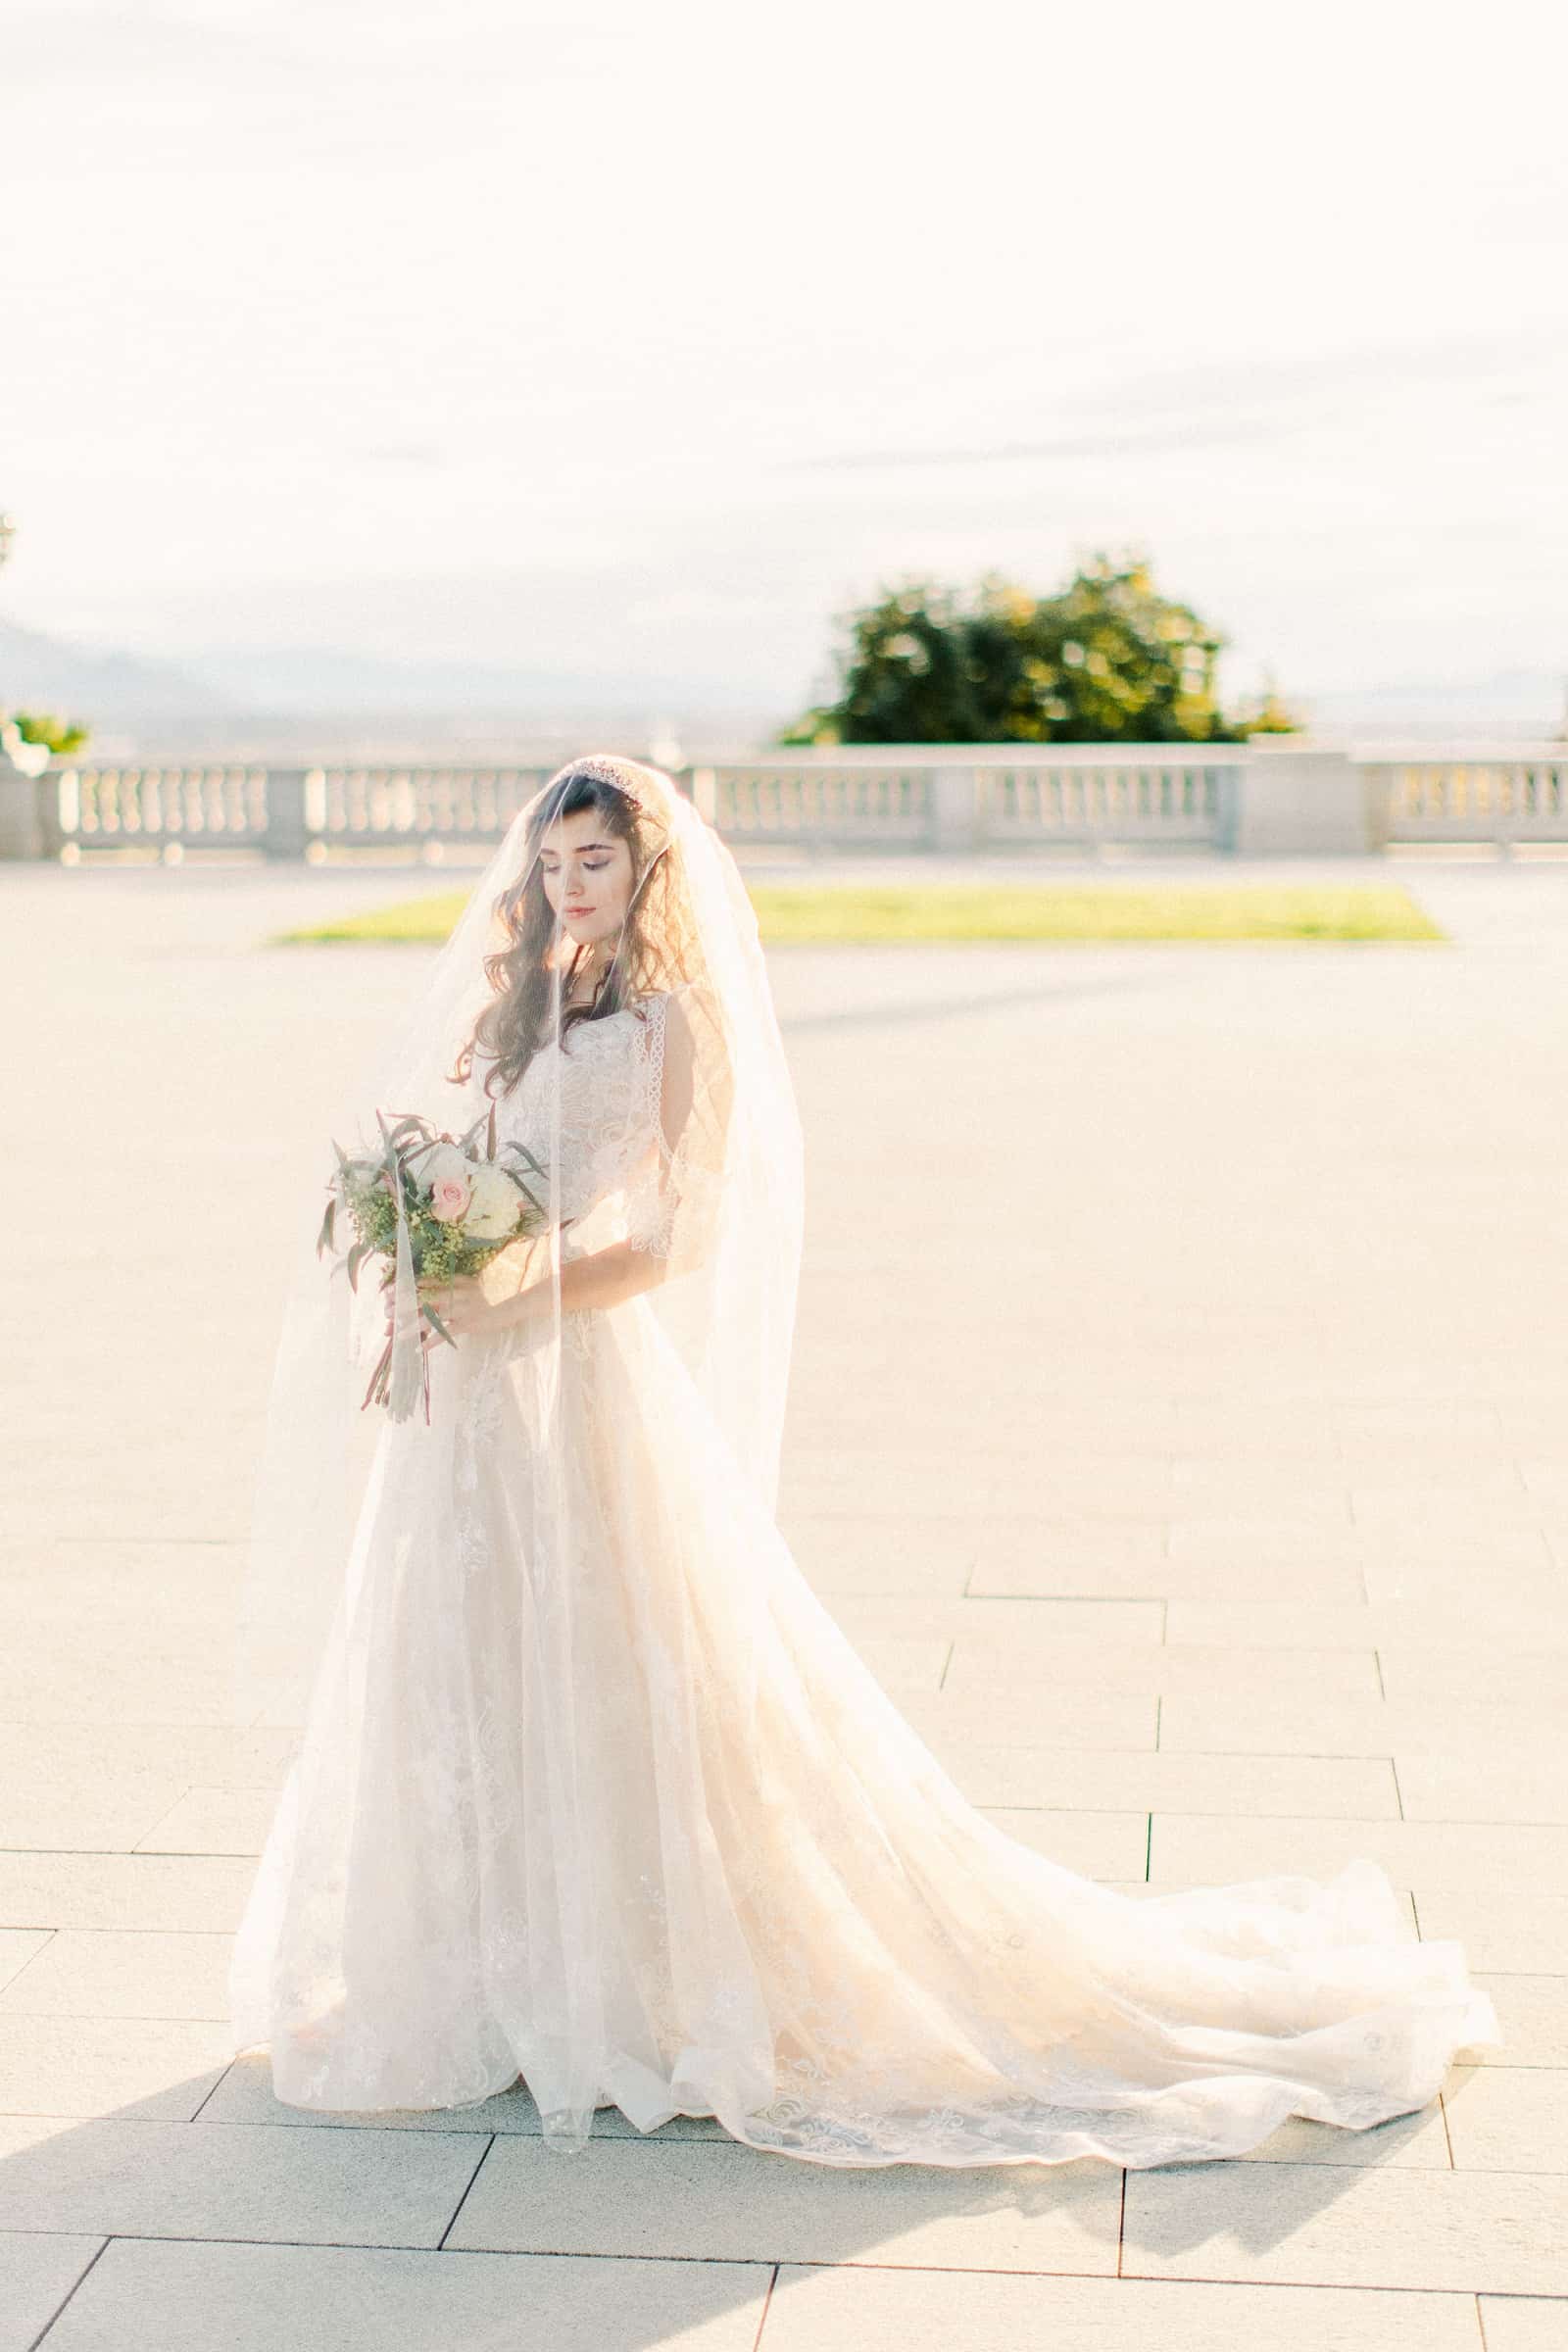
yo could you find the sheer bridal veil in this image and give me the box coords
[232,754,806,1752]
[231,752,1500,2166]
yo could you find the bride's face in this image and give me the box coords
[538,807,635,955]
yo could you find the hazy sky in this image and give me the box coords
[4,0,1566,716]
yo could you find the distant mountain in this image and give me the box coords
[1298,666,1566,739]
[0,615,232,720]
[0,616,789,758]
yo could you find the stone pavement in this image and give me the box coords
[1,850,1565,2348]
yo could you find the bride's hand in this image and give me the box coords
[415,1275,533,1343]
[382,1287,443,1349]
[379,1281,484,1347]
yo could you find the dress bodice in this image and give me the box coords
[490,990,669,1257]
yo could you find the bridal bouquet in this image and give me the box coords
[316,1104,551,1418]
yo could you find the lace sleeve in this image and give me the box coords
[625,984,727,1266]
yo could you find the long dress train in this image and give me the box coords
[229,989,1498,2169]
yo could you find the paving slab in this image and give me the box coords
[1166,1601,1561,1649]
[0,1769,189,1853]
[1157,1690,1560,1758]
[968,1535,1373,1603]
[1168,1461,1356,1504]
[837,1635,952,1693]
[0,1928,232,2020]
[778,1457,999,1515]
[0,2115,484,2246]
[0,1722,296,1786]
[1469,1978,1568,2067]
[1150,1815,1568,1892]
[0,1854,253,1934]
[1378,1651,1568,1705]
[1477,2298,1568,2350]
[1395,1754,1568,1824]
[0,1931,50,1995]
[941,1642,1384,1698]
[1109,1885,1426,1951]
[0,1647,231,1722]
[0,2014,234,2120]
[783,1517,978,1596]
[1413,1892,1568,1976]
[33,2238,771,2352]
[132,1786,279,1855]
[1362,1555,1560,1607]
[0,2233,104,2352]
[896,1687,1160,1752]
[943,1748,1396,1818]
[1161,1519,1368,1562]
[1444,2068,1568,2171]
[1122,2162,1568,2294]
[760,2263,1485,2350]
[446,2134,1123,2270]
[827,1593,1166,1645]
[973,1806,1150,1877]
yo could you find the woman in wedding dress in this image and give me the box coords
[229,752,1498,2170]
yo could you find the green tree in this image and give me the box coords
[1230,670,1305,736]
[10,710,89,756]
[781,551,1290,746]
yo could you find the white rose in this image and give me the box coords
[464,1159,523,1241]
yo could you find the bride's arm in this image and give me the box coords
[413,1237,665,1342]
[514,1232,671,1324]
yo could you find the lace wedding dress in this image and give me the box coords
[229,981,1498,2171]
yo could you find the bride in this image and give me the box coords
[229,752,1497,2169]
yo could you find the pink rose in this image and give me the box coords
[428,1175,470,1222]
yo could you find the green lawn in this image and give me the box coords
[274,880,1446,947]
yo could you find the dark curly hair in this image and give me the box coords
[450,761,694,1100]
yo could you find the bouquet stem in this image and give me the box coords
[362,1312,437,1424]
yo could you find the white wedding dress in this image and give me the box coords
[230,984,1498,2169]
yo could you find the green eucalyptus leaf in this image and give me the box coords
[420,1300,455,1346]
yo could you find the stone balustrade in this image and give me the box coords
[2,740,1566,860]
